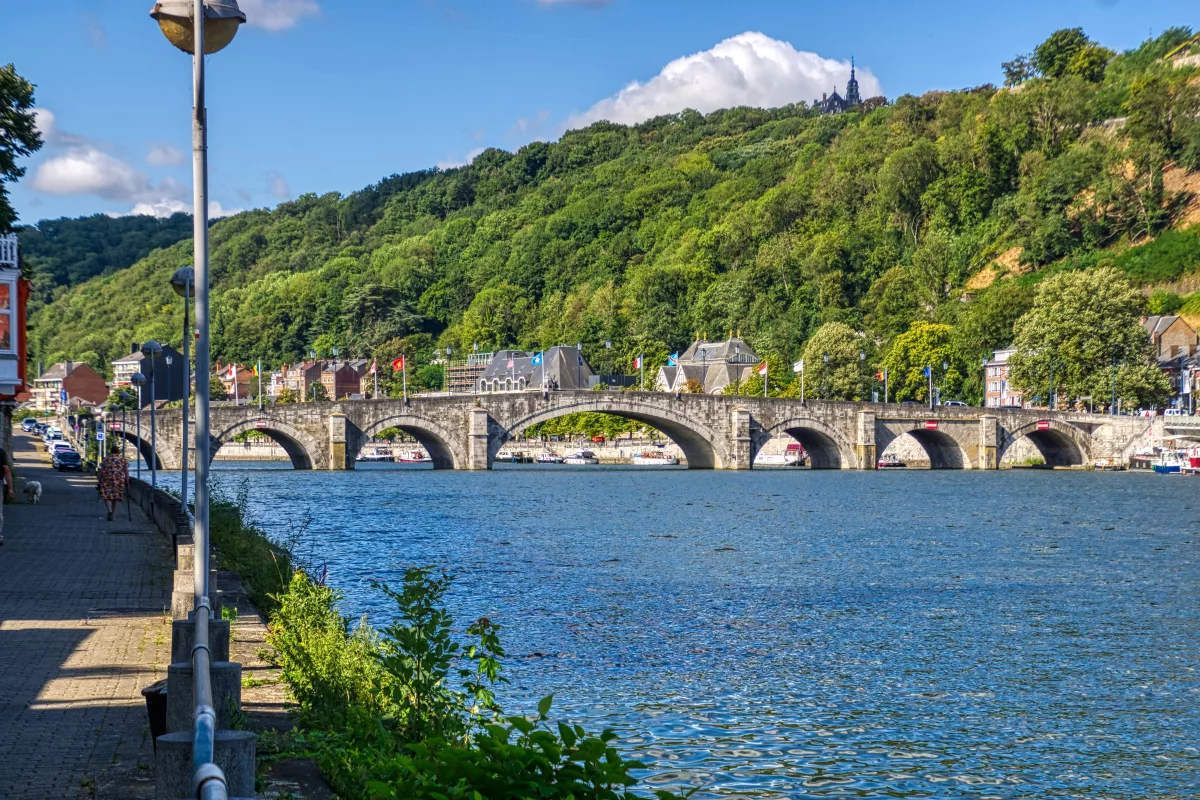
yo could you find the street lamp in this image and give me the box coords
[152,4,246,795]
[171,267,194,511]
[152,0,245,601]
[141,341,164,491]
[822,352,829,399]
[859,351,866,401]
[130,373,146,483]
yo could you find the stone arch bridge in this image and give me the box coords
[124,392,1157,472]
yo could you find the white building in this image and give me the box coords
[984,347,1023,408]
[0,235,22,397]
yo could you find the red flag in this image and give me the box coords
[392,356,405,372]
[369,360,377,374]
[757,362,768,376]
[876,372,884,381]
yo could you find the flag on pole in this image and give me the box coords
[369,360,377,374]
[923,366,932,377]
[876,371,883,381]
[793,359,804,373]
[757,362,769,376]
[227,364,237,380]
[531,352,543,365]
[667,352,679,367]
[392,356,405,372]
[251,364,259,377]
[506,356,514,369]
[634,355,643,370]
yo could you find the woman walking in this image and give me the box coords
[97,451,129,521]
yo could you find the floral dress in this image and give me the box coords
[98,455,129,501]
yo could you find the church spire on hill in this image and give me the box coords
[814,57,864,115]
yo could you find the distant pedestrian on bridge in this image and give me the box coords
[97,452,129,521]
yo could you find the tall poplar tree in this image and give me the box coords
[0,64,42,235]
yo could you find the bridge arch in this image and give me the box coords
[999,419,1091,468]
[757,416,858,470]
[358,413,467,470]
[499,398,733,469]
[111,428,173,471]
[211,418,325,471]
[877,426,972,469]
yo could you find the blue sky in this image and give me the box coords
[7,0,1197,223]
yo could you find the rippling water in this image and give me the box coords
[166,463,1200,797]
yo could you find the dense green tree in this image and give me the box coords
[879,321,960,403]
[1032,28,1093,79]
[800,322,867,400]
[0,63,42,234]
[1007,267,1167,405]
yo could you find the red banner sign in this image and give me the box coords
[1037,420,1050,431]
[109,421,122,431]
[925,420,938,430]
[255,420,267,429]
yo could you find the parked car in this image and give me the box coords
[49,441,75,456]
[53,450,82,471]
[942,400,968,407]
[1163,408,1192,417]
[21,418,37,432]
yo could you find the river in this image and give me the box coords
[161,463,1199,798]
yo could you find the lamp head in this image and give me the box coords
[165,354,174,367]
[141,340,163,358]
[151,0,246,55]
[170,266,195,298]
[131,373,147,387]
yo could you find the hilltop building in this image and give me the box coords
[477,346,594,393]
[814,59,862,114]
[656,336,759,395]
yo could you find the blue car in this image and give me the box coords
[21,418,37,432]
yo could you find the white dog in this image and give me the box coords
[24,480,42,504]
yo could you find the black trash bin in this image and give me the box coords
[141,679,169,751]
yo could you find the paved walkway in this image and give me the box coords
[0,431,172,799]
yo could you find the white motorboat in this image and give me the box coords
[357,446,395,463]
[631,451,679,466]
[398,449,431,464]
[563,449,600,465]
[535,451,564,464]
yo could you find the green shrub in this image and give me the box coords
[208,486,294,616]
[267,568,688,800]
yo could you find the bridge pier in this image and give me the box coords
[468,407,490,470]
[856,411,876,470]
[329,413,351,470]
[978,416,999,469]
[730,407,752,469]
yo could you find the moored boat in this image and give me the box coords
[398,449,431,463]
[563,449,599,465]
[877,454,906,469]
[631,451,679,466]
[357,446,395,463]
[496,450,533,463]
[1152,450,1185,474]
[535,451,563,464]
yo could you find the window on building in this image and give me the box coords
[0,281,12,353]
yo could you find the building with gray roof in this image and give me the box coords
[477,346,595,393]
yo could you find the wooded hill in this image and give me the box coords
[24,26,1200,403]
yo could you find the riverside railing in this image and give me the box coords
[189,588,227,799]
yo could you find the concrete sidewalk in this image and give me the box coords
[0,431,172,799]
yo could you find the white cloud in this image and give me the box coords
[33,109,85,146]
[29,112,241,218]
[569,32,883,128]
[32,145,156,200]
[146,145,185,166]
[239,0,321,32]
[125,200,242,219]
[437,147,486,170]
[266,171,290,200]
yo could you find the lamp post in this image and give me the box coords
[734,343,741,396]
[982,355,989,408]
[940,358,948,407]
[309,349,317,402]
[152,0,245,605]
[859,351,866,401]
[131,373,146,483]
[171,267,194,509]
[142,341,163,491]
[822,352,829,399]
[605,339,612,385]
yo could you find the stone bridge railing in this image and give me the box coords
[111,392,1159,472]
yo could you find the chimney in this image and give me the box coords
[822,92,827,101]
[131,342,140,355]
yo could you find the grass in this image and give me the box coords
[208,487,296,618]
